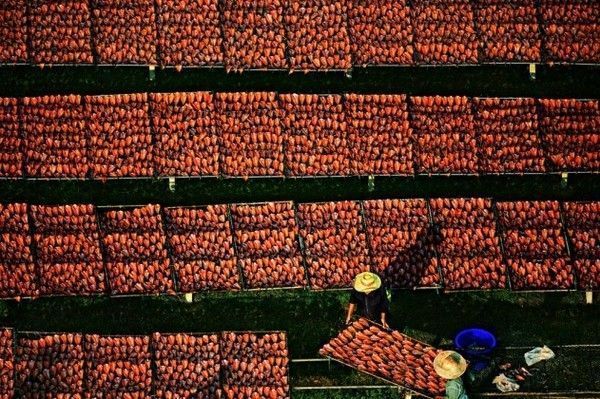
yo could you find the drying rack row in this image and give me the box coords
[0,93,598,180]
[0,0,598,68]
[0,326,290,399]
[0,198,597,301]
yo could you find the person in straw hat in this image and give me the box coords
[434,350,469,399]
[345,271,389,328]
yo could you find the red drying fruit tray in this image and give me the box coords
[320,318,445,398]
[152,332,221,398]
[230,201,305,289]
[163,205,241,292]
[0,328,14,399]
[16,333,85,396]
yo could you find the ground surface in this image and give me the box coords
[1,175,598,206]
[1,65,600,98]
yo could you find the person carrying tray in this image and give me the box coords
[434,350,469,399]
[345,272,390,328]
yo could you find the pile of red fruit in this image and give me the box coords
[285,0,352,71]
[0,0,27,63]
[320,318,445,396]
[497,200,567,258]
[29,0,93,65]
[475,0,541,62]
[539,99,599,172]
[85,334,152,398]
[0,328,14,399]
[541,0,600,63]
[570,259,600,291]
[231,202,305,288]
[31,204,106,295]
[346,94,414,175]
[348,0,414,66]
[101,205,174,295]
[153,333,221,398]
[499,202,567,258]
[430,198,506,289]
[164,205,240,292]
[0,203,38,298]
[0,97,22,177]
[86,93,154,178]
[220,332,289,398]
[150,92,219,176]
[297,201,371,289]
[16,333,84,396]
[217,92,285,177]
[563,201,600,289]
[497,201,574,289]
[280,94,351,176]
[430,199,499,259]
[506,258,574,290]
[23,95,88,178]
[410,96,478,174]
[412,0,478,64]
[222,0,287,71]
[474,97,545,173]
[92,0,157,64]
[156,0,223,67]
[221,385,288,399]
[363,199,440,288]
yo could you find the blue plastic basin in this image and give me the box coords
[454,328,497,357]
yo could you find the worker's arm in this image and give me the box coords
[345,303,356,325]
[346,289,360,324]
[380,312,389,329]
[380,286,390,328]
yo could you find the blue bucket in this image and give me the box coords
[454,328,497,371]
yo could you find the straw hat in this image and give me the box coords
[353,272,381,293]
[433,351,468,380]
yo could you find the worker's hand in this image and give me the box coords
[345,318,352,325]
[381,320,390,329]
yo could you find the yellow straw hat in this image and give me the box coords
[353,272,381,293]
[433,350,468,380]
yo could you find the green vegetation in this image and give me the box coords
[294,389,402,399]
[1,65,599,98]
[3,290,598,354]
[0,174,598,206]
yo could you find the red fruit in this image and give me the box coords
[217,92,285,177]
[156,0,222,67]
[150,92,219,176]
[164,205,240,292]
[410,96,478,174]
[297,201,371,289]
[101,205,174,295]
[411,2,479,65]
[285,0,352,71]
[92,0,157,64]
[0,98,23,177]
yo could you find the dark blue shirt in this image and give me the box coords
[349,286,389,321]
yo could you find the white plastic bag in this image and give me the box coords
[492,374,520,392]
[524,345,555,366]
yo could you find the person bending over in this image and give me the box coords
[345,271,389,328]
[434,350,469,399]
